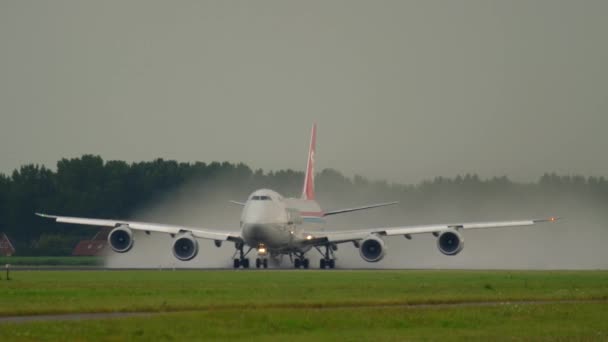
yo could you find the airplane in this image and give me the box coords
[36,123,559,269]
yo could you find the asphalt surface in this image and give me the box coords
[0,299,605,324]
[11,266,596,271]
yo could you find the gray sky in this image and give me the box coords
[1,0,607,184]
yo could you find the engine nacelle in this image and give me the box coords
[172,234,199,261]
[108,225,134,253]
[359,235,386,262]
[437,230,464,256]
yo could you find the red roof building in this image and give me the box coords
[0,233,16,256]
[72,229,109,256]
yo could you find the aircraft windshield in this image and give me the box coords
[250,195,272,201]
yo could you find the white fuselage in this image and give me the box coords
[239,189,321,254]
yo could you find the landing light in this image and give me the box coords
[258,247,267,254]
[306,235,313,240]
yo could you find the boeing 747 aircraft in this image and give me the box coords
[37,124,558,269]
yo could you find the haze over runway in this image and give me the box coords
[1,0,607,184]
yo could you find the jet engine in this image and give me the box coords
[437,230,464,256]
[108,225,134,253]
[359,235,386,262]
[172,233,199,261]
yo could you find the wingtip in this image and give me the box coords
[35,212,56,219]
[534,216,561,223]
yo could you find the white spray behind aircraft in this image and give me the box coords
[37,124,558,269]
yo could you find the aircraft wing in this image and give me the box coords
[303,217,559,245]
[323,201,398,216]
[35,213,242,242]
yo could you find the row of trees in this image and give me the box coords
[0,155,606,255]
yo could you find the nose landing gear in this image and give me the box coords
[255,258,268,269]
[255,243,269,269]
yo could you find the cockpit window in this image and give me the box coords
[250,195,272,201]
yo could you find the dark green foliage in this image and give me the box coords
[31,234,82,256]
[0,256,101,266]
[0,155,606,256]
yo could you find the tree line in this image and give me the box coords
[0,155,606,255]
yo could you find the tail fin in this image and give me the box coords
[301,123,317,200]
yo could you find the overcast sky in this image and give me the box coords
[1,0,606,184]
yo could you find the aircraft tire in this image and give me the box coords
[303,259,310,269]
[320,259,326,269]
[242,258,250,268]
[263,259,268,268]
[233,259,240,269]
[329,259,335,269]
[255,258,261,268]
[294,258,301,268]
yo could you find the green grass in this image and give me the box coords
[1,270,607,340]
[0,256,102,266]
[1,270,607,316]
[2,303,607,341]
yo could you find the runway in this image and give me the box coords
[11,266,601,271]
[9,266,487,271]
[1,299,605,324]
[9,266,411,271]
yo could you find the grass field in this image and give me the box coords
[1,270,607,341]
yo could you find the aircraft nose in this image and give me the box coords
[243,224,273,244]
[244,213,265,225]
[243,203,276,224]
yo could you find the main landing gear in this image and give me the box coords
[319,258,335,269]
[232,242,252,269]
[289,252,309,269]
[293,256,310,269]
[316,244,336,269]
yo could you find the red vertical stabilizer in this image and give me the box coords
[301,123,317,200]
